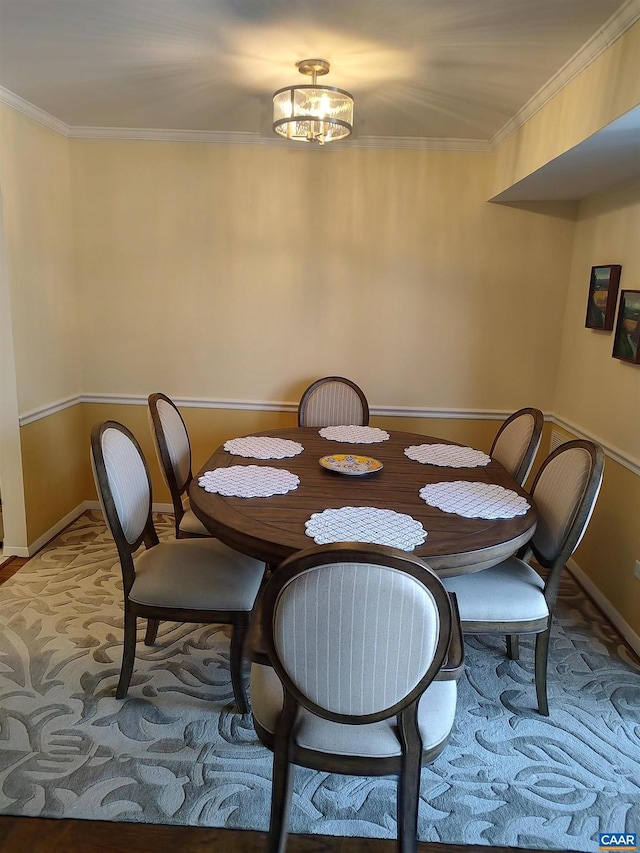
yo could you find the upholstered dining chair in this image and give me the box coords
[444,439,604,716]
[148,392,210,538]
[91,420,265,713]
[490,407,544,486]
[297,376,369,427]
[250,542,463,853]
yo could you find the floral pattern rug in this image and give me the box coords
[0,511,638,850]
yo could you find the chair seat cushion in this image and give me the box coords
[250,663,456,758]
[130,538,264,611]
[443,557,548,624]
[180,506,211,536]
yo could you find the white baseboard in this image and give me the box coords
[567,557,640,656]
[4,501,177,557]
[24,501,93,557]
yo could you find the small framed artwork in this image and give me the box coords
[585,264,621,330]
[612,290,640,364]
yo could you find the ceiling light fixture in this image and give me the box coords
[273,59,353,145]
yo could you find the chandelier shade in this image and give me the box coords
[273,59,354,145]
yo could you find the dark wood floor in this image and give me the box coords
[0,552,578,853]
[0,817,567,853]
[0,555,25,585]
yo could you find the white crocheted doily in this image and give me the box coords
[319,425,390,444]
[305,506,427,551]
[198,466,300,498]
[419,481,530,519]
[223,436,304,459]
[404,444,491,468]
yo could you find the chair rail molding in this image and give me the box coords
[17,393,639,476]
[549,413,640,476]
[19,393,83,426]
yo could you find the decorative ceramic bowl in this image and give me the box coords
[319,454,383,476]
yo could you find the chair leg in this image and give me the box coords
[397,757,420,853]
[506,634,520,660]
[535,629,551,716]
[116,609,137,699]
[144,619,159,645]
[397,710,421,853]
[268,750,295,853]
[230,623,249,714]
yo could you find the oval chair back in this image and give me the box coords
[530,439,604,589]
[297,376,369,427]
[91,420,155,558]
[148,392,211,538]
[490,407,543,485]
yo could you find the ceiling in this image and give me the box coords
[0,0,632,140]
[0,0,638,199]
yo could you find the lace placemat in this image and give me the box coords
[319,425,390,444]
[305,506,427,551]
[223,436,304,459]
[404,443,491,468]
[419,481,530,519]
[198,466,300,498]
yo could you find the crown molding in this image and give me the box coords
[65,125,491,151]
[345,136,491,152]
[491,0,640,149]
[67,126,269,145]
[0,89,487,148]
[0,85,70,136]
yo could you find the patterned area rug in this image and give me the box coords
[1,512,638,850]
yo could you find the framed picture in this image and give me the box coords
[585,265,621,330]
[612,290,640,364]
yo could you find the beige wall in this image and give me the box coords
[492,22,640,198]
[0,105,80,413]
[552,180,640,635]
[0,104,80,551]
[554,179,640,456]
[20,404,86,543]
[71,141,575,411]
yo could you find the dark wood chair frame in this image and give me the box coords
[297,376,370,427]
[148,392,208,539]
[460,439,604,716]
[490,407,544,486]
[252,542,463,853]
[91,420,254,712]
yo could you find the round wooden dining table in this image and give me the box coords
[188,426,537,578]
